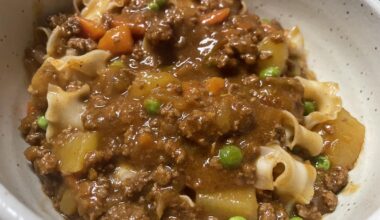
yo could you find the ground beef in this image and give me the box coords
[152,165,175,186]
[34,152,58,175]
[258,203,276,220]
[61,16,81,37]
[20,112,45,145]
[208,33,258,69]
[100,203,149,220]
[161,140,187,164]
[76,177,111,219]
[240,162,256,184]
[67,38,97,54]
[207,14,263,69]
[25,128,45,146]
[159,105,182,136]
[123,171,152,197]
[178,93,255,146]
[306,188,338,216]
[164,8,185,26]
[178,109,219,146]
[24,146,58,175]
[322,166,349,193]
[258,203,288,220]
[48,13,70,29]
[83,97,145,133]
[146,21,174,46]
[296,204,322,220]
[319,190,338,213]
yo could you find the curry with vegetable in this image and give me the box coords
[21,0,365,219]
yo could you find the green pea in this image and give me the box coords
[259,66,281,79]
[109,60,125,69]
[155,0,167,7]
[219,145,243,169]
[148,0,166,10]
[313,155,331,171]
[229,216,247,220]
[290,217,303,220]
[304,101,316,116]
[37,116,48,130]
[144,98,161,115]
[148,2,160,11]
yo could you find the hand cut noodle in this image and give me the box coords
[281,110,323,156]
[46,27,65,57]
[46,84,90,140]
[255,145,316,204]
[81,0,125,23]
[28,50,110,96]
[286,26,305,57]
[48,49,111,78]
[296,77,342,129]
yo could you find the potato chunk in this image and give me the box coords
[59,189,77,216]
[321,109,365,170]
[55,132,99,174]
[129,72,179,98]
[257,37,289,73]
[196,189,258,220]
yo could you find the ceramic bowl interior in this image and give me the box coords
[0,0,379,219]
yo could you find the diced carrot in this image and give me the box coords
[200,8,231,25]
[98,25,134,55]
[77,17,106,40]
[205,77,225,95]
[138,132,154,148]
[112,15,146,36]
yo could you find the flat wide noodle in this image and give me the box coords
[286,26,305,57]
[48,49,111,78]
[28,50,110,96]
[81,0,125,23]
[255,145,316,204]
[296,77,342,129]
[46,84,90,140]
[46,26,65,58]
[281,110,323,156]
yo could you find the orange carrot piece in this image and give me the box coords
[205,77,225,95]
[200,8,231,25]
[98,25,134,55]
[77,17,106,40]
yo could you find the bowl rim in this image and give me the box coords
[0,184,40,220]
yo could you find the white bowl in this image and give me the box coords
[0,0,379,219]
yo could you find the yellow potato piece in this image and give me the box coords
[129,72,178,98]
[59,189,77,216]
[257,37,289,73]
[196,189,258,220]
[56,132,99,175]
[319,109,365,170]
